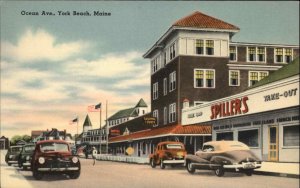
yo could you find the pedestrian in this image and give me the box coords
[84,146,89,159]
[92,147,97,165]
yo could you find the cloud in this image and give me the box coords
[64,51,145,78]
[2,29,89,62]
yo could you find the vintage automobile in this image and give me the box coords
[5,145,23,166]
[31,140,81,180]
[149,141,187,169]
[185,141,262,177]
[18,143,35,170]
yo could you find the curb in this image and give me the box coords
[254,171,299,179]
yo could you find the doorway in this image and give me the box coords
[268,126,279,161]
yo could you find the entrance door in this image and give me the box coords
[268,126,279,161]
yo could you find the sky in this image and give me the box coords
[1,1,299,139]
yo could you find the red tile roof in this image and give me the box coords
[109,124,211,143]
[173,11,239,30]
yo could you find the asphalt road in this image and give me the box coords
[1,152,299,188]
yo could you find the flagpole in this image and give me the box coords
[99,102,102,154]
[106,100,108,154]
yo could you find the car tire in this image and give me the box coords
[245,170,253,176]
[186,160,195,174]
[150,158,156,168]
[33,169,43,180]
[214,167,225,177]
[69,171,80,179]
[160,159,165,169]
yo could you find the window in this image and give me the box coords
[169,103,176,123]
[196,39,204,55]
[229,70,240,86]
[163,78,167,96]
[229,46,237,61]
[257,47,265,62]
[153,110,159,127]
[275,48,283,63]
[248,47,256,62]
[238,129,259,147]
[170,43,176,60]
[153,82,158,100]
[249,71,268,86]
[163,51,167,65]
[206,40,214,55]
[285,49,292,63]
[169,71,176,92]
[283,125,299,147]
[194,69,215,88]
[151,56,160,74]
[163,107,167,125]
[216,132,233,141]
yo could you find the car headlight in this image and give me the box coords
[72,157,79,163]
[26,156,30,160]
[38,157,45,164]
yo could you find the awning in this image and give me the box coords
[109,124,211,143]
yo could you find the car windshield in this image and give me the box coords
[11,147,22,152]
[166,144,183,149]
[40,143,69,152]
[23,145,35,152]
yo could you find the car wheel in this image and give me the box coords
[69,171,80,179]
[150,158,156,168]
[245,170,253,176]
[33,169,43,180]
[186,160,195,174]
[214,167,225,177]
[160,159,165,169]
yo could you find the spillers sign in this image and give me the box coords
[210,96,249,120]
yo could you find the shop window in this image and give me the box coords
[216,132,233,141]
[283,125,299,147]
[238,129,259,147]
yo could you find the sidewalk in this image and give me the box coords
[254,162,299,178]
[0,150,33,188]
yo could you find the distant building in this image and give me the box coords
[0,136,9,150]
[32,128,74,146]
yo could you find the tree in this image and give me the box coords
[10,135,22,145]
[22,135,32,142]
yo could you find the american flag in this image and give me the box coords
[88,103,101,112]
[69,117,78,125]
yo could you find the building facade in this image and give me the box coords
[182,58,299,162]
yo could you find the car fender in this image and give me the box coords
[185,154,210,164]
[210,155,234,166]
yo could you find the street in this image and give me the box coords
[1,151,299,188]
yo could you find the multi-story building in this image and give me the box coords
[108,11,298,157]
[143,11,299,128]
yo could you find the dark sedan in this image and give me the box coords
[185,141,262,177]
[5,145,23,166]
[18,143,35,170]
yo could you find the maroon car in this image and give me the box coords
[31,140,80,180]
[185,141,262,177]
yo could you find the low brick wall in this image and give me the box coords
[95,154,149,164]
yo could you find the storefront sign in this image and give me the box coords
[144,117,156,125]
[264,88,298,102]
[110,129,120,136]
[210,97,249,120]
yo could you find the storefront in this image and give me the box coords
[182,71,299,162]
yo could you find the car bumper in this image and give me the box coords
[223,162,262,169]
[163,159,185,164]
[37,167,80,171]
[8,160,18,164]
[23,162,31,167]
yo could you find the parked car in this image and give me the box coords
[18,143,35,170]
[5,145,23,166]
[31,140,81,180]
[185,141,262,177]
[149,141,187,169]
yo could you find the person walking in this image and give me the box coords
[92,147,97,165]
